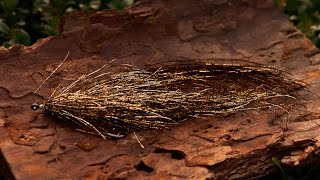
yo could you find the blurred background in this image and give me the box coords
[0,0,134,47]
[276,0,320,47]
[0,0,319,48]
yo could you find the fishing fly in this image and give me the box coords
[30,54,306,139]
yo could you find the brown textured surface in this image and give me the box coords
[1,0,320,179]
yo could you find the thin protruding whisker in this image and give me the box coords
[90,72,111,80]
[146,66,162,79]
[86,64,107,77]
[49,84,62,99]
[58,75,86,95]
[34,51,70,95]
[134,132,145,149]
[60,110,107,139]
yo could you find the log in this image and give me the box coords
[1,0,320,179]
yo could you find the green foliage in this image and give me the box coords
[272,157,287,180]
[0,0,133,47]
[276,0,320,47]
[264,157,320,180]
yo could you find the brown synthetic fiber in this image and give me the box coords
[42,63,305,139]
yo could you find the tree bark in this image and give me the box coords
[1,0,320,179]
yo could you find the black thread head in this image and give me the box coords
[31,103,40,110]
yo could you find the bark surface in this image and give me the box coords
[1,0,320,179]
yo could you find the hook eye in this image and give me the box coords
[31,103,40,110]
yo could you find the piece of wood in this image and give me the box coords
[1,0,320,179]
